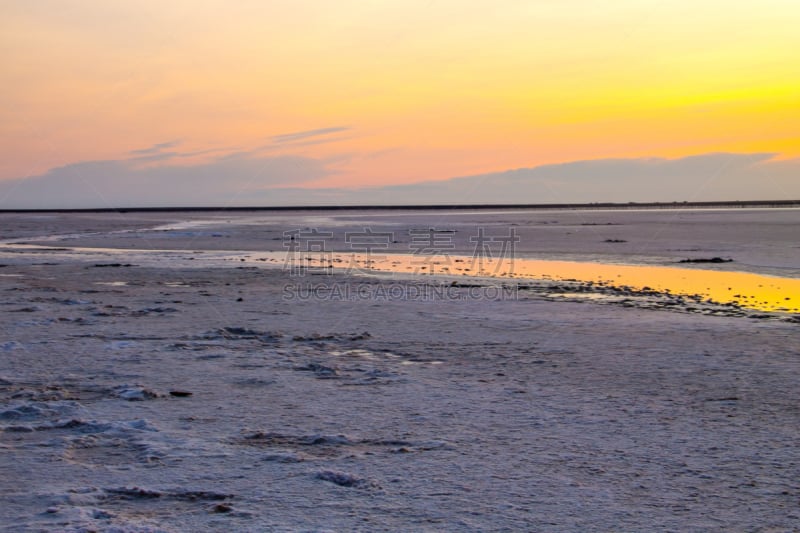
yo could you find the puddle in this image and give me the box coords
[3,240,797,313]
[283,252,800,313]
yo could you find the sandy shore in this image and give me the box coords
[1,210,799,531]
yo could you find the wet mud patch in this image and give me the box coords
[40,486,236,531]
[64,433,162,468]
[231,431,451,460]
[315,469,381,490]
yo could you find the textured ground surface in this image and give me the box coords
[0,209,798,531]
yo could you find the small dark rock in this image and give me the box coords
[106,487,162,499]
[679,257,733,264]
[316,470,367,488]
[294,363,339,377]
[92,263,134,268]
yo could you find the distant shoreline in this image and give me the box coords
[1,199,799,213]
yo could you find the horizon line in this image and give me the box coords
[1,199,799,214]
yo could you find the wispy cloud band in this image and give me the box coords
[1,152,796,209]
[270,127,350,144]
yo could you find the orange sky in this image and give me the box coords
[2,1,799,189]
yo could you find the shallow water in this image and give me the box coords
[281,251,800,313]
[2,243,798,312]
[2,207,798,312]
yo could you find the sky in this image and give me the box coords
[1,0,799,208]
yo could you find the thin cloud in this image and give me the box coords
[0,152,332,209]
[263,152,794,206]
[271,126,350,144]
[2,152,797,209]
[128,143,238,164]
[129,140,182,156]
[356,152,784,205]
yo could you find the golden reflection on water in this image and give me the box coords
[508,258,799,313]
[298,252,800,313]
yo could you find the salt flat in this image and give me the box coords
[0,209,798,532]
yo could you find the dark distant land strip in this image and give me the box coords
[1,199,799,213]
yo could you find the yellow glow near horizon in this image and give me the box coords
[293,252,800,313]
[1,1,799,186]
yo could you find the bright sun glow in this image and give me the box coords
[1,1,798,192]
